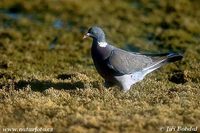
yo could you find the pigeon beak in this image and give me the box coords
[83,33,95,40]
[83,33,90,39]
[83,35,88,39]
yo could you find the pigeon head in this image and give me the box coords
[83,26,106,42]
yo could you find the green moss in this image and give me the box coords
[0,0,200,133]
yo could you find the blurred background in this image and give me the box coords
[0,0,200,133]
[0,0,199,78]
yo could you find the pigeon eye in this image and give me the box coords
[91,31,95,35]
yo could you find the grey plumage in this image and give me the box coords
[83,26,183,91]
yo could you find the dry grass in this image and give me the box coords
[0,0,200,133]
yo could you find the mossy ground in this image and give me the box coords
[0,0,200,133]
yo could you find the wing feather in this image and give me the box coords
[107,49,155,74]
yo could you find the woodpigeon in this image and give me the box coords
[83,26,183,91]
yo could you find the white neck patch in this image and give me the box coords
[98,41,107,47]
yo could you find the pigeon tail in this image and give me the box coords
[166,53,183,63]
[143,52,183,74]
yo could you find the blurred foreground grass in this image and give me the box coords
[0,0,200,133]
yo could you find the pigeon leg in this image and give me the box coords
[104,81,115,88]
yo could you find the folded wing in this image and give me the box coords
[107,49,176,75]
